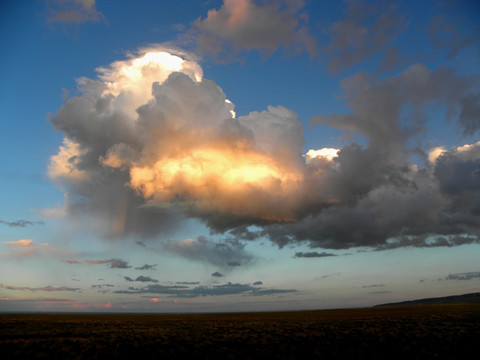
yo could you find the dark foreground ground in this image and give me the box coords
[1,304,479,359]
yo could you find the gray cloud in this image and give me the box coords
[114,281,297,298]
[136,275,158,283]
[0,219,44,227]
[46,0,104,24]
[4,285,80,292]
[85,259,131,268]
[193,0,315,61]
[361,284,385,288]
[124,275,158,283]
[211,272,224,278]
[165,236,253,268]
[445,271,480,281]
[323,0,407,74]
[294,251,336,258]
[135,264,157,270]
[427,9,480,61]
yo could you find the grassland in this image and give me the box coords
[1,304,479,359]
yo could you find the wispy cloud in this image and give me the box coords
[323,0,407,74]
[135,264,157,270]
[165,237,253,268]
[86,259,131,269]
[124,276,158,283]
[3,284,80,292]
[46,0,104,24]
[114,282,297,298]
[445,272,480,281]
[294,251,336,258]
[0,219,44,227]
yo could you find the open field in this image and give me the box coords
[1,304,479,359]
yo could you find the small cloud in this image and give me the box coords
[46,0,104,24]
[4,239,34,248]
[86,259,131,269]
[124,276,158,283]
[211,272,224,277]
[361,284,385,288]
[294,251,336,258]
[253,281,263,286]
[135,241,146,248]
[135,264,157,270]
[165,236,253,268]
[135,276,158,283]
[445,272,480,281]
[0,219,44,227]
[4,285,80,292]
[65,259,81,264]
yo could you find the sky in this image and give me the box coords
[0,0,479,313]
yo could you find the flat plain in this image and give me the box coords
[1,304,479,359]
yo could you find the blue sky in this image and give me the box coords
[1,0,479,313]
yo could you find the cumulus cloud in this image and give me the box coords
[211,272,224,278]
[193,0,315,60]
[46,0,104,24]
[48,45,480,252]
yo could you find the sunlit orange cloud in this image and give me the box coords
[86,260,111,264]
[225,0,251,28]
[66,259,81,264]
[3,239,34,247]
[129,146,304,221]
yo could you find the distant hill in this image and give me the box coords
[375,292,480,307]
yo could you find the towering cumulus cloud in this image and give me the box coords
[48,47,329,237]
[48,46,480,250]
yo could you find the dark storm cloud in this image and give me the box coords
[294,251,336,258]
[256,65,480,250]
[0,219,44,227]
